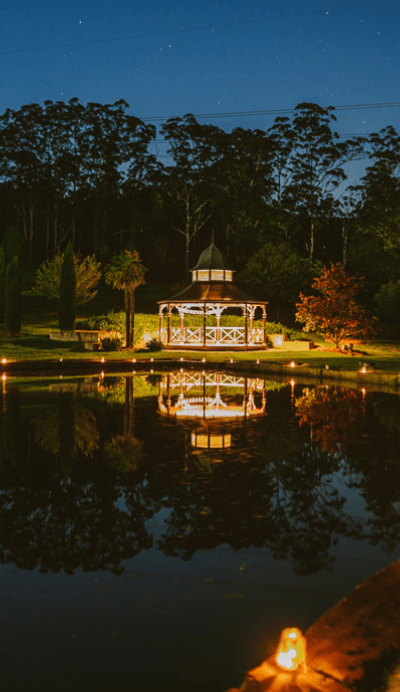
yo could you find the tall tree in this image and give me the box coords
[269,103,362,260]
[210,126,275,261]
[0,246,5,323]
[105,249,146,348]
[159,114,223,279]
[5,255,20,335]
[58,243,76,331]
[355,125,400,252]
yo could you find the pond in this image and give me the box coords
[1,369,400,692]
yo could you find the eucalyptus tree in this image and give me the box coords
[210,126,276,261]
[41,99,86,255]
[356,125,400,252]
[0,103,47,261]
[80,100,156,254]
[268,103,363,260]
[159,114,225,280]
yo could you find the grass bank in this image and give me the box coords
[1,280,400,386]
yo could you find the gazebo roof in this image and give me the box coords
[190,242,230,272]
[159,280,265,304]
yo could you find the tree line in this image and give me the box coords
[0,97,399,325]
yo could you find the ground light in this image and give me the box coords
[1,358,6,364]
[275,627,306,672]
[360,365,367,374]
[289,361,296,368]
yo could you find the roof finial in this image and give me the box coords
[211,229,215,244]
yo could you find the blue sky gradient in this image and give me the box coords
[1,0,399,178]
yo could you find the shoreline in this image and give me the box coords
[1,356,399,392]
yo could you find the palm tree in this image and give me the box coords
[105,249,146,348]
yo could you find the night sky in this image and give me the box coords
[1,0,399,173]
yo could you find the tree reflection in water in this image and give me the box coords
[0,373,399,576]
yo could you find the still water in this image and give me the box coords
[1,369,400,691]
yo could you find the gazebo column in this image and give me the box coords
[262,307,267,346]
[244,305,248,346]
[203,303,207,346]
[158,308,163,343]
[249,307,254,344]
[179,307,185,342]
[167,305,171,345]
[216,306,221,343]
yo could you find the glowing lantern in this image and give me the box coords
[275,628,306,672]
[360,365,367,374]
[202,357,206,363]
[150,358,154,362]
[132,358,136,363]
[2,373,6,381]
[101,357,105,363]
[1,358,6,364]
[256,359,260,364]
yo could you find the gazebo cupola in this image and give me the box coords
[158,241,268,350]
[191,243,233,284]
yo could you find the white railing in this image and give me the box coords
[250,328,264,344]
[162,326,265,345]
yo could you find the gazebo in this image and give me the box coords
[158,242,268,350]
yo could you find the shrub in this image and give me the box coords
[145,338,163,351]
[76,310,125,333]
[101,337,122,352]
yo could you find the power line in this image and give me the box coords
[140,102,400,122]
[0,2,395,56]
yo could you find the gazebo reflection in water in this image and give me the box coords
[158,371,267,458]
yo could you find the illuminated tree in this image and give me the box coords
[33,251,101,305]
[295,263,375,347]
